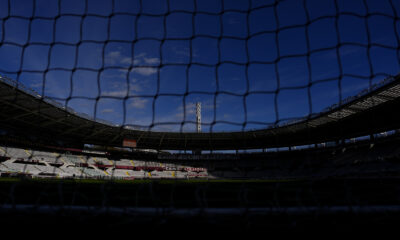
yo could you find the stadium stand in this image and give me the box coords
[2,129,400,181]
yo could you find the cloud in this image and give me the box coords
[175,102,197,118]
[101,90,128,97]
[134,52,160,65]
[101,108,114,113]
[150,101,216,132]
[129,82,143,93]
[29,81,43,88]
[105,50,160,76]
[105,51,131,65]
[129,98,149,109]
[174,101,216,123]
[123,100,216,132]
[132,67,158,76]
[143,57,159,64]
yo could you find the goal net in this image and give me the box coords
[0,0,399,230]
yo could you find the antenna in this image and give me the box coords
[196,102,201,133]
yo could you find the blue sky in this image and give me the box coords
[0,0,399,132]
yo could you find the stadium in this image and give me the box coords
[1,0,400,232]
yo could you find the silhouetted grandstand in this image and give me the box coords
[2,74,400,150]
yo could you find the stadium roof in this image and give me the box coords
[1,74,400,150]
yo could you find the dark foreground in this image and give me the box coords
[0,177,399,232]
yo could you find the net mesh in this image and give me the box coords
[0,0,399,132]
[0,0,400,230]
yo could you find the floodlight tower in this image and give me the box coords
[196,102,201,133]
[193,102,202,155]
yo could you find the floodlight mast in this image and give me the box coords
[193,102,202,155]
[196,102,201,133]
